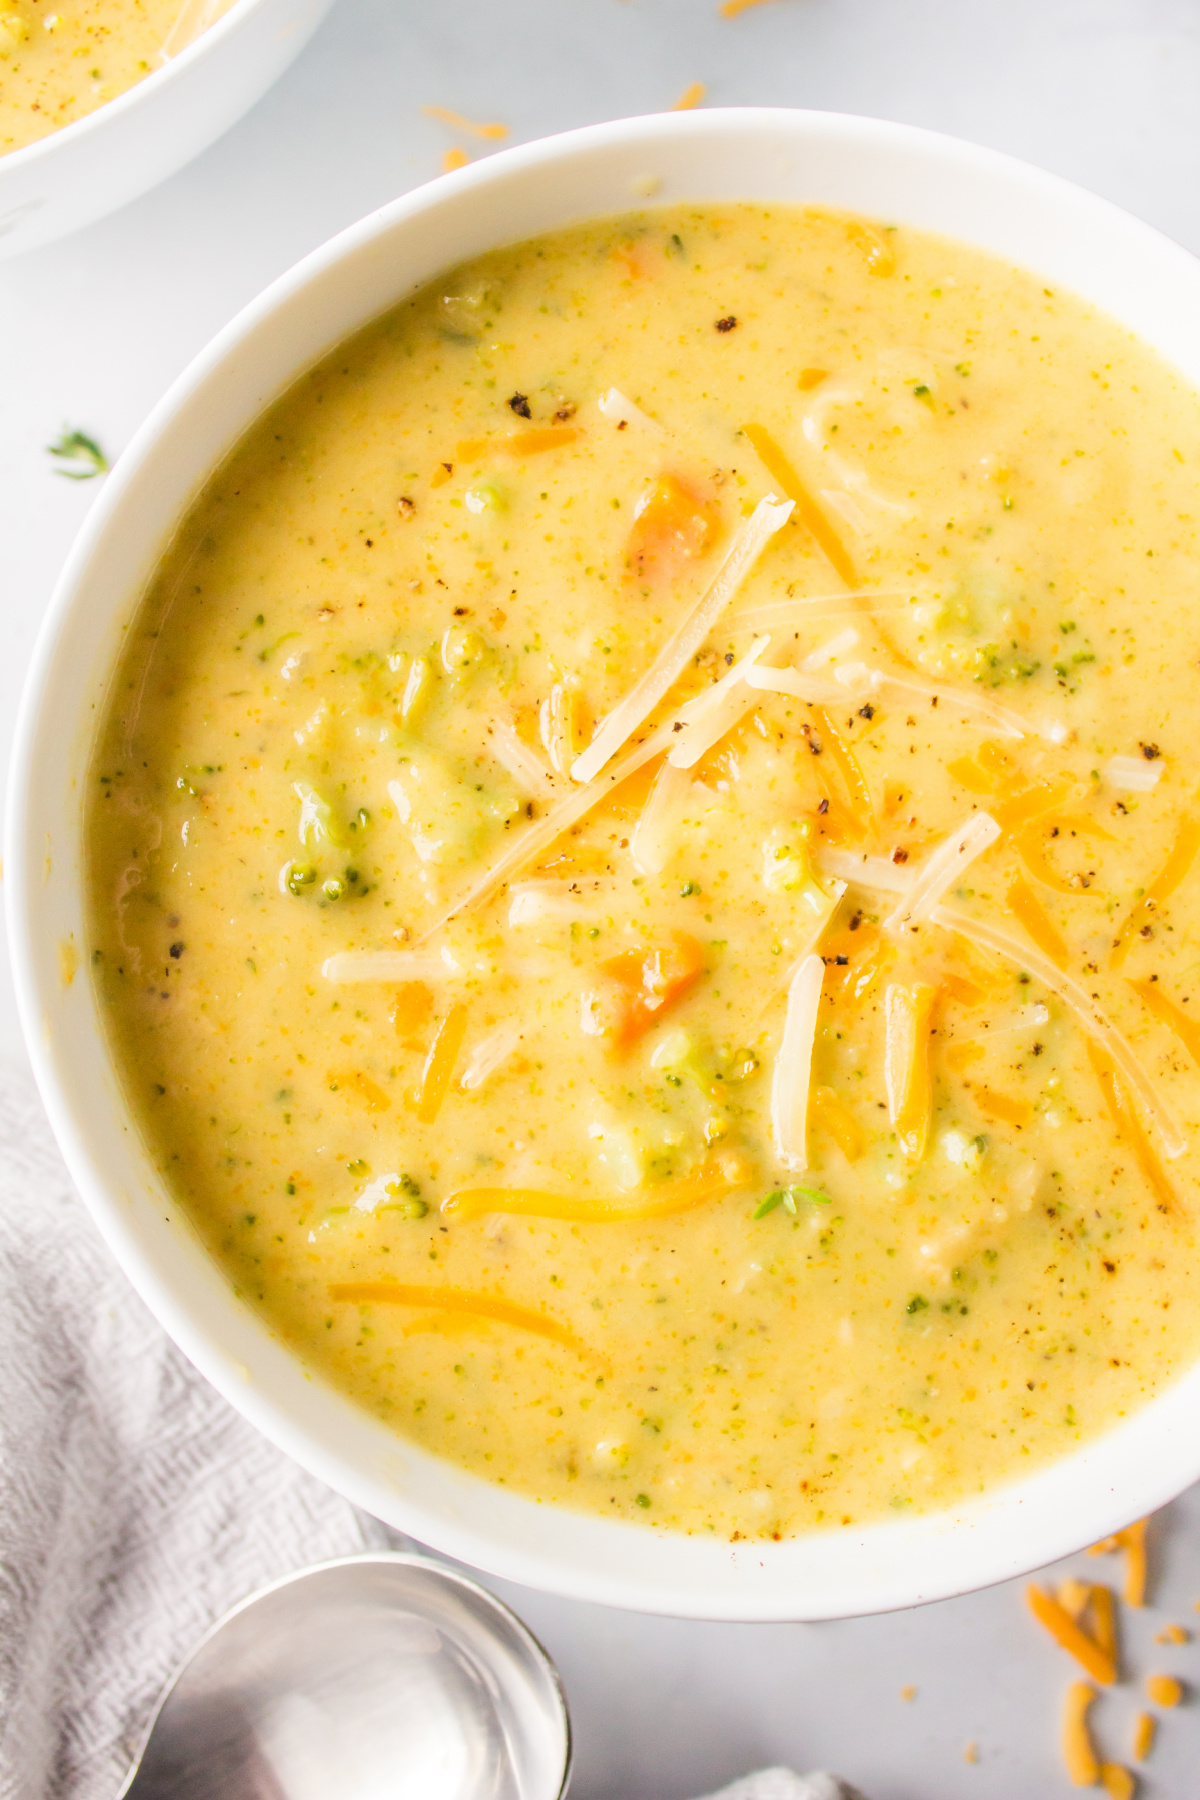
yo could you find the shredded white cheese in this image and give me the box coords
[743,662,872,705]
[667,635,771,769]
[802,626,860,670]
[631,760,695,875]
[570,494,794,785]
[731,592,912,634]
[597,387,666,435]
[488,719,557,797]
[460,1024,522,1091]
[1104,754,1162,792]
[770,953,825,1170]
[817,849,910,893]
[883,812,1001,935]
[932,903,1187,1159]
[507,881,591,927]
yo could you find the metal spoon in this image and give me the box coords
[119,1551,571,1800]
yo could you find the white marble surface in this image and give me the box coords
[3,0,1200,1792]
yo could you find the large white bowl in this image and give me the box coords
[11,108,1200,1620]
[0,0,335,257]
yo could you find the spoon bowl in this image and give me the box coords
[120,1552,571,1800]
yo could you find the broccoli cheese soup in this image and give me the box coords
[87,204,1200,1540]
[0,0,232,155]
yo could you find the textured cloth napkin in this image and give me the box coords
[0,1061,866,1800]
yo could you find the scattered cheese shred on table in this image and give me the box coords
[673,81,707,109]
[443,147,469,173]
[1145,1674,1183,1707]
[962,1742,979,1764]
[423,104,508,139]
[1062,1681,1100,1786]
[1100,1764,1135,1800]
[1089,1517,1149,1607]
[1132,1712,1156,1761]
[899,1684,916,1702]
[1154,1623,1189,1644]
[720,0,777,14]
[1027,1584,1117,1683]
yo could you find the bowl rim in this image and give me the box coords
[12,104,1200,1621]
[0,0,266,176]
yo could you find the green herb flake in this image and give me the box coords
[47,427,110,481]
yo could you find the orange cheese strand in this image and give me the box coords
[1088,1516,1149,1606]
[442,1157,743,1223]
[812,1085,865,1162]
[1112,800,1200,968]
[1129,977,1200,1071]
[720,0,776,15]
[1061,1680,1101,1786]
[1028,1585,1117,1684]
[884,981,937,1161]
[741,422,856,586]
[442,147,469,174]
[1086,1043,1175,1214]
[992,776,1074,831]
[422,104,508,140]
[673,81,707,110]
[327,1281,590,1357]
[813,708,878,838]
[974,1088,1034,1128]
[1100,1765,1135,1800]
[456,427,580,460]
[1090,1584,1118,1661]
[391,979,433,1040]
[1006,876,1069,965]
[416,1003,468,1124]
[1132,1711,1156,1761]
[327,1068,390,1111]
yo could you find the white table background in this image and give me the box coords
[4,0,1200,1793]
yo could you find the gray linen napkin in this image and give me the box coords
[0,1060,867,1800]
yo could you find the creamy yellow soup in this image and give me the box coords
[0,0,232,155]
[88,204,1200,1540]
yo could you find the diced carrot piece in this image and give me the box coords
[592,930,706,1050]
[391,980,433,1039]
[624,473,721,582]
[845,217,895,276]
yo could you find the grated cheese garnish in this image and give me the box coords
[597,387,666,435]
[673,81,707,110]
[1061,1681,1101,1786]
[460,1024,522,1092]
[322,950,456,984]
[770,952,825,1170]
[442,147,469,174]
[883,812,1000,935]
[667,634,771,769]
[933,908,1186,1160]
[571,494,793,784]
[631,759,696,875]
[488,718,558,797]
[423,104,508,139]
[1105,753,1162,793]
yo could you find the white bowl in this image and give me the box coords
[0,0,335,257]
[12,107,1200,1620]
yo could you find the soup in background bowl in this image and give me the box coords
[13,108,1200,1619]
[0,0,334,256]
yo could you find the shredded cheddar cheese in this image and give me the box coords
[1132,1712,1155,1761]
[673,81,707,110]
[423,104,508,139]
[327,1280,593,1358]
[1145,1674,1183,1708]
[1088,1517,1149,1607]
[1062,1680,1101,1786]
[1027,1584,1117,1684]
[442,146,469,174]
